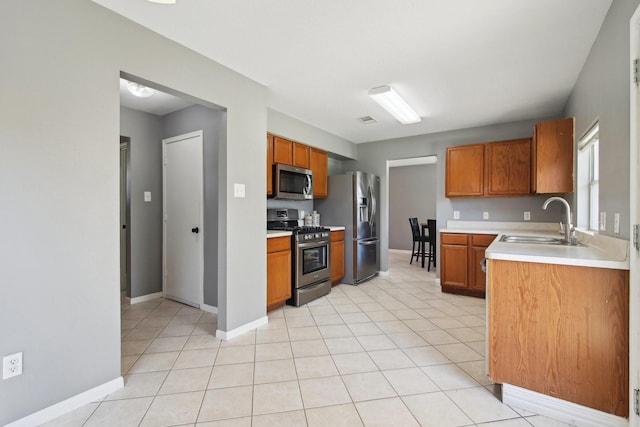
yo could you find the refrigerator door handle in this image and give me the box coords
[358,240,378,246]
[370,185,376,229]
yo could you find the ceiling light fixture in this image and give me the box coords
[146,0,176,4]
[368,85,421,124]
[126,81,154,98]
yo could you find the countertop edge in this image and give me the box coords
[267,230,292,238]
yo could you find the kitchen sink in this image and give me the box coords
[499,235,576,245]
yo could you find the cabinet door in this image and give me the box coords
[440,233,469,289]
[293,142,310,169]
[469,246,488,292]
[485,139,531,196]
[266,134,274,195]
[532,118,574,194]
[273,136,293,165]
[330,231,345,285]
[310,147,328,198]
[446,144,485,197]
[267,236,292,310]
[267,250,291,308]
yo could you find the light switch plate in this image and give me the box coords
[483,212,489,220]
[144,191,151,202]
[234,183,245,198]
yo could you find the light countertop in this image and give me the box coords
[267,230,292,238]
[442,221,630,270]
[326,226,345,231]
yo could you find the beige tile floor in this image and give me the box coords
[43,250,573,427]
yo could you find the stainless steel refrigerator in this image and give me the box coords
[315,171,380,285]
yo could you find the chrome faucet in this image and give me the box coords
[542,196,576,245]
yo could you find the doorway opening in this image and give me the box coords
[387,155,438,267]
[118,72,227,311]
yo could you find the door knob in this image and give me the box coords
[191,227,199,234]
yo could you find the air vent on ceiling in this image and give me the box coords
[359,116,377,124]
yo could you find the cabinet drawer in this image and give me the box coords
[441,233,468,245]
[472,234,497,247]
[267,236,291,253]
[331,230,345,242]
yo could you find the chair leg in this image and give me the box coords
[410,241,415,264]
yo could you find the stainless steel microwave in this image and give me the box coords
[274,163,313,200]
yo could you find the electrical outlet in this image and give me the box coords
[614,213,620,234]
[524,211,531,221]
[3,352,22,379]
[453,211,460,220]
[483,212,489,220]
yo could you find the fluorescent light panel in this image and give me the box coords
[146,0,176,3]
[368,85,421,124]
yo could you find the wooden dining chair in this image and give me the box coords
[409,217,427,264]
[423,219,437,271]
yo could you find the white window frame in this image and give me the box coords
[577,123,599,231]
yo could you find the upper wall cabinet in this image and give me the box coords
[485,138,531,196]
[309,147,328,198]
[267,134,274,195]
[293,142,310,169]
[273,136,293,165]
[446,138,532,198]
[531,118,574,194]
[266,133,328,198]
[446,144,485,197]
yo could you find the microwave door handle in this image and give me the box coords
[305,174,312,195]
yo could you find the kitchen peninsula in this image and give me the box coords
[471,222,630,426]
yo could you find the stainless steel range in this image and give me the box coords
[267,208,332,306]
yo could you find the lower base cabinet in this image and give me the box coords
[488,259,629,417]
[330,230,345,285]
[267,236,291,311]
[440,232,496,298]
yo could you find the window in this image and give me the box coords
[577,124,599,230]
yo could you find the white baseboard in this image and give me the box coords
[126,292,162,305]
[378,270,390,276]
[502,383,628,427]
[201,303,218,314]
[216,315,268,340]
[6,376,123,427]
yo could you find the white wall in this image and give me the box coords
[564,0,640,240]
[120,107,164,298]
[0,1,266,424]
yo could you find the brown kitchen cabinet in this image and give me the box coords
[446,139,532,197]
[445,144,485,197]
[293,142,310,168]
[266,133,329,198]
[488,259,628,416]
[273,135,293,165]
[485,138,531,196]
[531,117,574,194]
[266,134,274,195]
[267,236,291,311]
[440,232,496,297]
[310,147,328,198]
[330,230,345,285]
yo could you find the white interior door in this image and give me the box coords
[630,7,640,424]
[163,130,204,308]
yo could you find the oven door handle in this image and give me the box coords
[297,241,329,249]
